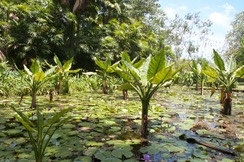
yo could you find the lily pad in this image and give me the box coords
[74,156,92,162]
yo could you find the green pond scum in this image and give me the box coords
[0,86,243,162]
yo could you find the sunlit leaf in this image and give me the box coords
[139,55,151,86]
[63,57,74,71]
[213,49,225,71]
[148,49,166,81]
[34,70,44,81]
[54,55,62,67]
[30,60,40,74]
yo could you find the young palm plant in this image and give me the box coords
[94,55,119,94]
[12,105,71,162]
[49,55,81,94]
[117,51,140,100]
[16,60,56,108]
[190,60,207,95]
[115,48,181,138]
[203,49,244,115]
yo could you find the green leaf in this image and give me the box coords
[114,69,133,82]
[124,61,140,80]
[44,66,56,76]
[23,65,32,75]
[54,55,62,67]
[213,49,225,71]
[236,65,244,78]
[139,55,151,86]
[68,69,81,73]
[226,57,236,73]
[12,106,35,127]
[37,111,44,134]
[63,57,74,71]
[148,49,166,81]
[15,115,36,132]
[30,60,40,74]
[44,108,72,127]
[34,70,44,81]
[152,65,174,84]
[121,51,131,63]
[202,67,218,81]
[117,83,134,90]
[95,58,107,70]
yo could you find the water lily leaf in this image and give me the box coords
[123,159,138,162]
[55,149,73,158]
[74,156,92,162]
[167,145,185,153]
[221,159,234,162]
[83,147,98,156]
[95,150,112,160]
[85,141,104,147]
[192,151,209,159]
[106,140,124,145]
[102,157,122,162]
[5,129,23,137]
[112,145,133,158]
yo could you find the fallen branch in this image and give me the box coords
[179,134,237,156]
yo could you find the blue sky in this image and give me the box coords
[157,0,244,58]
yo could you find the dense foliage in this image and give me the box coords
[225,11,244,66]
[0,0,167,71]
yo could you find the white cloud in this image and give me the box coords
[164,7,176,19]
[209,12,231,29]
[178,5,187,11]
[220,3,235,15]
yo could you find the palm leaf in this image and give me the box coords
[114,68,133,82]
[34,70,45,81]
[23,65,32,76]
[117,83,134,91]
[235,65,244,78]
[202,67,218,81]
[213,49,225,71]
[44,108,72,127]
[30,60,41,74]
[63,57,74,71]
[124,61,140,80]
[152,65,173,84]
[54,55,62,67]
[95,58,107,70]
[139,55,151,86]
[147,49,166,81]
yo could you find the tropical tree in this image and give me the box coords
[50,55,81,94]
[190,60,207,95]
[115,48,181,138]
[16,59,56,108]
[117,51,139,100]
[164,13,212,59]
[203,49,244,115]
[94,55,119,94]
[12,105,71,162]
[225,11,244,65]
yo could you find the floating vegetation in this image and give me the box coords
[0,86,243,161]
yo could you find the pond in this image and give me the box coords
[0,85,243,161]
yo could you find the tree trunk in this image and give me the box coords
[49,89,54,102]
[141,98,150,139]
[122,90,128,100]
[102,79,107,94]
[195,80,199,91]
[223,92,232,115]
[31,91,37,109]
[220,89,225,105]
[58,81,62,95]
[201,80,204,95]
